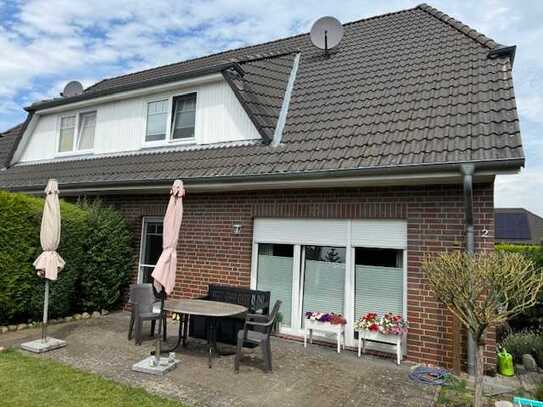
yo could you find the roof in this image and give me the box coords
[495,208,543,245]
[0,3,524,192]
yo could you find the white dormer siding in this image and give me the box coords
[17,77,261,163]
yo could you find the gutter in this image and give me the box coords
[5,157,524,194]
[25,62,245,112]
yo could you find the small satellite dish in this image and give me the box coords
[310,16,344,57]
[62,81,84,98]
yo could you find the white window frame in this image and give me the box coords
[137,216,164,284]
[143,91,198,148]
[250,218,407,352]
[56,110,96,156]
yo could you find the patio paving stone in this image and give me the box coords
[0,312,437,407]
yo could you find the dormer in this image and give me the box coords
[12,53,299,165]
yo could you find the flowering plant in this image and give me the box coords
[355,312,408,335]
[305,311,347,325]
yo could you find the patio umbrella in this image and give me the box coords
[33,179,65,342]
[151,179,185,361]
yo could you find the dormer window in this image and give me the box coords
[58,115,76,152]
[145,93,196,144]
[58,111,96,153]
[171,93,196,140]
[145,99,168,142]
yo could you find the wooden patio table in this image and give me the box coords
[161,299,247,368]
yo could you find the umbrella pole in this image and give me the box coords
[155,290,165,364]
[42,279,49,342]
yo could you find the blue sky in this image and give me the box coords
[0,0,542,215]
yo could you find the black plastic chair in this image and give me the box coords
[234,300,282,373]
[127,284,166,345]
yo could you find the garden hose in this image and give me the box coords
[408,366,450,385]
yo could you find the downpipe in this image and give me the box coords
[461,163,476,376]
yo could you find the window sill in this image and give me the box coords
[54,150,94,158]
[142,138,197,149]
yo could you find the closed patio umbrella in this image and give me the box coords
[21,179,67,353]
[151,179,185,362]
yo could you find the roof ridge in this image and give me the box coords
[417,3,498,49]
[85,6,418,93]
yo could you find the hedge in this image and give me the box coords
[0,190,133,325]
[496,243,543,331]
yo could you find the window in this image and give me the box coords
[146,100,168,142]
[58,112,96,153]
[171,93,196,140]
[302,246,346,323]
[139,219,163,284]
[77,112,96,150]
[58,115,76,152]
[354,247,403,324]
[256,244,294,327]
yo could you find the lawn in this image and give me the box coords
[0,350,184,406]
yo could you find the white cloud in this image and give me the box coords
[495,166,543,217]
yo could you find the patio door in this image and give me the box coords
[251,218,407,348]
[138,217,163,284]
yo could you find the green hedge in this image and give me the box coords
[496,243,543,331]
[0,191,133,325]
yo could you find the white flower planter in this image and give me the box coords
[303,319,346,353]
[356,330,404,365]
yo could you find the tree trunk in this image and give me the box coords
[474,342,485,407]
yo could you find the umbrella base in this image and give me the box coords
[132,356,179,376]
[21,337,66,353]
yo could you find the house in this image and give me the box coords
[0,4,523,370]
[496,208,543,245]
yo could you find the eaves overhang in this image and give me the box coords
[6,157,524,195]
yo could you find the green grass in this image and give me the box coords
[0,350,184,406]
[436,375,473,407]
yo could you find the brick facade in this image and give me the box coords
[100,182,496,370]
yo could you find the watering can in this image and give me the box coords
[497,348,514,377]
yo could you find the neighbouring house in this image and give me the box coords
[496,208,543,245]
[0,4,524,370]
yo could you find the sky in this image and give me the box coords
[0,0,541,215]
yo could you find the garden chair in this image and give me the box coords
[127,284,166,345]
[234,300,281,373]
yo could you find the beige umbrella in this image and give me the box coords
[33,179,65,341]
[151,179,185,361]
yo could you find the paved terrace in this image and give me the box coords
[0,312,436,407]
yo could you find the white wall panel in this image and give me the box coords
[351,220,407,249]
[18,79,260,163]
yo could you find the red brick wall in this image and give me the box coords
[101,182,496,370]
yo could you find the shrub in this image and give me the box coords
[499,330,543,366]
[0,191,133,325]
[496,244,543,331]
[0,191,88,324]
[77,199,133,312]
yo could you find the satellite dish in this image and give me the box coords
[310,16,344,56]
[62,81,84,98]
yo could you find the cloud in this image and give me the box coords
[0,0,542,215]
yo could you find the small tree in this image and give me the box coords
[421,251,543,407]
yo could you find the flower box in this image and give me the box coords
[355,312,408,365]
[303,312,346,353]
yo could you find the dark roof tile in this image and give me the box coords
[0,4,523,190]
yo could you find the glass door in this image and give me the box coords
[138,218,163,284]
[301,246,346,326]
[255,244,294,328]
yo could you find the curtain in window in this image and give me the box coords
[146,100,168,141]
[256,244,293,327]
[59,116,75,152]
[78,112,96,150]
[302,246,345,323]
